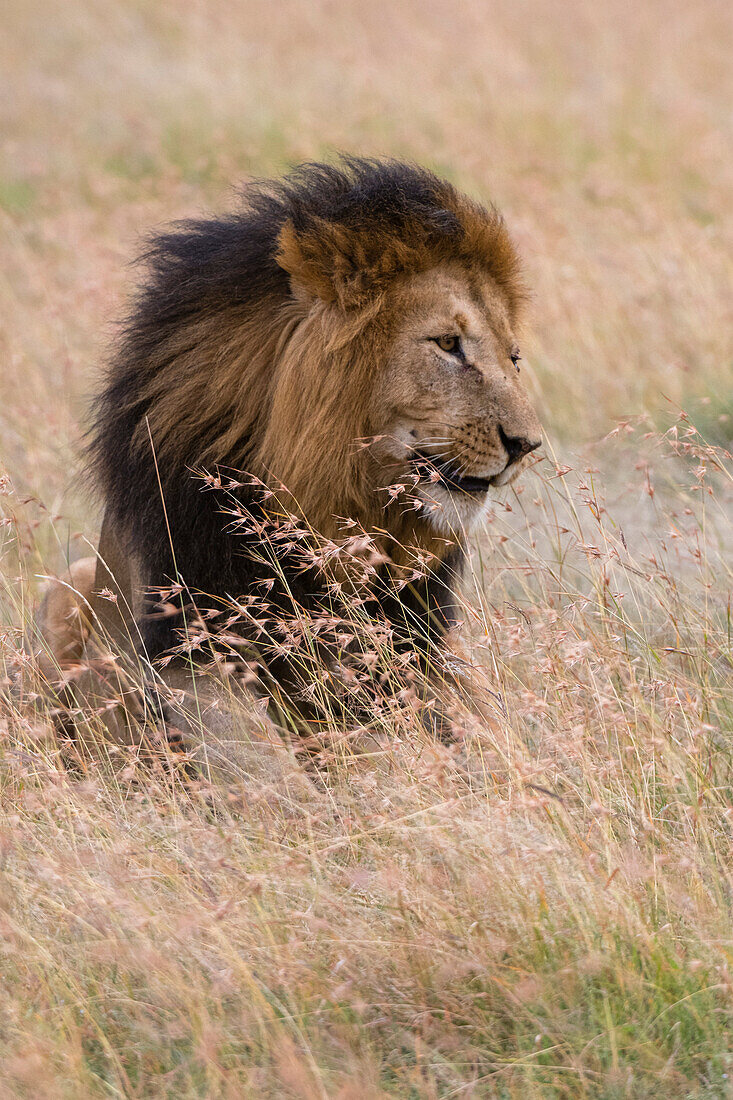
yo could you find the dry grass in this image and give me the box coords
[1,0,732,1096]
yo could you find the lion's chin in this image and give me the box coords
[417,482,492,538]
[416,457,531,535]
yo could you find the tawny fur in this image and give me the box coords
[36,559,97,680]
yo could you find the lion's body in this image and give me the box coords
[39,158,541,741]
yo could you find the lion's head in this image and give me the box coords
[90,158,542,658]
[259,161,541,548]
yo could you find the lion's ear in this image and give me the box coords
[276,219,383,310]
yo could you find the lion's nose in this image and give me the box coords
[499,426,541,466]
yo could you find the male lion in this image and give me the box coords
[38,158,541,750]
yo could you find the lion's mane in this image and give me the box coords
[89,158,522,659]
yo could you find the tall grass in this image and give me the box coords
[2,420,731,1097]
[1,0,732,1095]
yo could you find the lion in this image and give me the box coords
[37,157,541,752]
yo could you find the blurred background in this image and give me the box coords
[2,0,731,537]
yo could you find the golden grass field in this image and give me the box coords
[1,0,733,1095]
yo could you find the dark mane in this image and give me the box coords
[87,158,520,663]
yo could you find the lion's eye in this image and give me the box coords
[433,334,461,355]
[510,349,521,373]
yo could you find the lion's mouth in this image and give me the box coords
[412,451,496,496]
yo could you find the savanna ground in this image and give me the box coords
[1,0,733,1096]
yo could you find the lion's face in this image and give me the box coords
[370,263,542,536]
